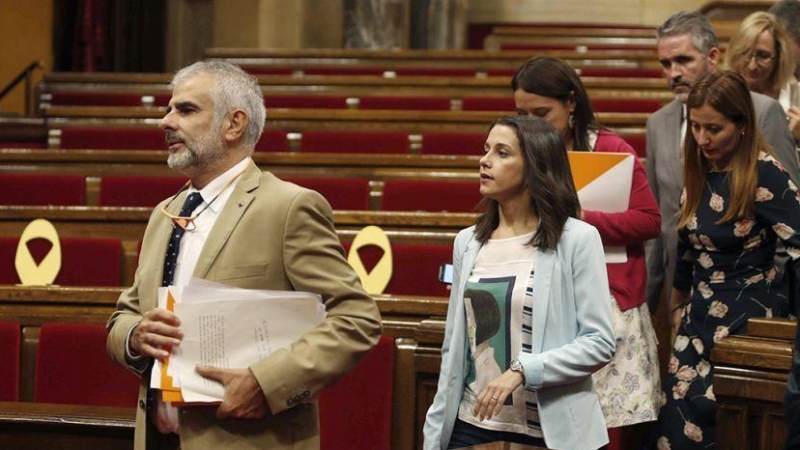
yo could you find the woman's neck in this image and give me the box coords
[494,197,539,239]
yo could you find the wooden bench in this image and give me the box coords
[483,34,657,52]
[203,48,662,69]
[711,317,797,450]
[0,285,449,450]
[43,108,650,135]
[0,205,474,289]
[37,72,672,102]
[0,148,479,178]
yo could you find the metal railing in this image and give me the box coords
[0,61,43,116]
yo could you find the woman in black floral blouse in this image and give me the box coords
[654,70,800,449]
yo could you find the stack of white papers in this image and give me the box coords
[151,278,326,403]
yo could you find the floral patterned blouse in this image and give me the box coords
[655,152,800,449]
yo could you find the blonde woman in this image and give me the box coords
[726,11,800,141]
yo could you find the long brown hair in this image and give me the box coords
[511,56,599,152]
[474,116,580,250]
[679,71,770,228]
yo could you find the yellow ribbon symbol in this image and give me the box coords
[15,219,61,286]
[347,226,392,295]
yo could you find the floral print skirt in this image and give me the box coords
[593,299,661,428]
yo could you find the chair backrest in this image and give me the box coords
[57,126,165,150]
[34,323,139,407]
[255,129,289,152]
[99,176,186,207]
[344,242,452,297]
[48,91,170,107]
[357,95,451,111]
[592,98,661,113]
[418,132,485,156]
[387,244,452,297]
[283,177,370,210]
[0,173,85,206]
[299,130,409,154]
[381,179,481,213]
[264,94,348,109]
[0,322,20,401]
[0,236,122,287]
[319,336,395,450]
[461,96,516,112]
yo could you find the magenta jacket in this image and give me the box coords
[581,130,661,311]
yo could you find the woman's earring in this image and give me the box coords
[568,114,575,130]
[741,130,745,136]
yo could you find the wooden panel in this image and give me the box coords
[711,318,796,450]
[38,73,674,101]
[0,401,134,450]
[204,47,661,67]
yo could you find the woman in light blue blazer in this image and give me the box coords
[423,116,616,450]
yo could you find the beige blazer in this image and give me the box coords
[107,162,382,450]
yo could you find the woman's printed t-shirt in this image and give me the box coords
[457,232,542,438]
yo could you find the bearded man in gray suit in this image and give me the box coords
[645,11,800,314]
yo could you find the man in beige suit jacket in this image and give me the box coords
[106,61,382,450]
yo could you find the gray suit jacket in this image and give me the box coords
[644,93,800,310]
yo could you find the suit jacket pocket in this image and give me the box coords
[214,263,269,281]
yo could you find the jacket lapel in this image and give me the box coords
[193,162,260,279]
[530,246,555,354]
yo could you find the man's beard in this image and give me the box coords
[167,130,226,172]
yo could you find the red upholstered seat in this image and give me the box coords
[579,67,663,78]
[461,96,515,112]
[381,179,481,213]
[0,141,46,148]
[48,92,170,107]
[319,336,395,450]
[58,126,165,150]
[0,236,122,287]
[593,98,661,113]
[387,244,452,297]
[283,177,370,210]
[255,129,289,152]
[418,132,485,156]
[239,66,296,76]
[0,322,20,401]
[99,176,186,207]
[485,68,517,77]
[0,173,85,206]
[264,95,348,109]
[394,67,478,77]
[498,43,656,51]
[299,130,409,154]
[34,323,139,407]
[357,95,451,111]
[342,242,452,297]
[301,67,386,76]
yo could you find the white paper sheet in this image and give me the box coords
[577,154,634,263]
[166,278,325,403]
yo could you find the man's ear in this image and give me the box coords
[223,110,248,143]
[707,47,721,71]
